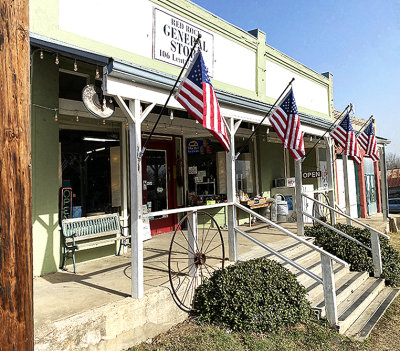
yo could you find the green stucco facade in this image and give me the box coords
[31,53,60,275]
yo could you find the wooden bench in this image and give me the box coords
[60,213,130,273]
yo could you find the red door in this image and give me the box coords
[142,139,177,235]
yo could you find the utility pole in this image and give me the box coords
[0,0,33,350]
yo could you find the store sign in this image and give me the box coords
[187,139,212,154]
[153,8,214,75]
[302,171,321,179]
[60,187,73,222]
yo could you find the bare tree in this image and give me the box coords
[386,152,400,170]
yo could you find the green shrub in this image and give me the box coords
[305,223,400,286]
[193,258,313,333]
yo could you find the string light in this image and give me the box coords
[55,54,59,65]
[310,136,313,141]
[76,114,79,122]
[251,125,255,132]
[95,66,100,79]
[74,59,78,72]
[54,111,58,122]
[267,127,270,134]
[40,50,44,59]
[102,119,106,125]
[170,110,174,120]
[196,120,199,124]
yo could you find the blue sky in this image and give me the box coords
[191,0,400,154]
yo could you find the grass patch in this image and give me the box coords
[128,318,362,351]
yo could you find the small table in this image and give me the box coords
[241,201,273,227]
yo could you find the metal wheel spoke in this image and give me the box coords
[204,262,217,272]
[200,223,213,253]
[172,240,195,256]
[181,274,196,305]
[203,230,219,254]
[170,262,196,278]
[179,227,197,255]
[205,255,224,261]
[204,243,222,255]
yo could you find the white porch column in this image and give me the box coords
[295,160,304,236]
[226,117,238,262]
[325,137,336,225]
[342,154,352,225]
[379,147,389,221]
[129,99,144,299]
[120,122,129,253]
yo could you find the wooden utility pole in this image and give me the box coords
[0,0,33,350]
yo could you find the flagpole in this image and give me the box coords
[234,77,295,160]
[301,103,353,161]
[355,115,373,136]
[139,34,202,158]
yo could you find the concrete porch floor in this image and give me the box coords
[33,214,390,350]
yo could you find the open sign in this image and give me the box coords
[302,171,321,179]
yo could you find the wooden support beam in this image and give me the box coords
[0,0,33,348]
[226,118,238,262]
[342,155,352,225]
[379,147,389,221]
[129,100,144,299]
[324,137,336,224]
[295,161,304,236]
[140,102,156,124]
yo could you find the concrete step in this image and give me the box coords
[345,287,400,340]
[337,277,386,333]
[311,271,370,317]
[304,264,350,302]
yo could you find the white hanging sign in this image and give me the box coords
[153,8,214,75]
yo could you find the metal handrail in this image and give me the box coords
[143,202,233,218]
[235,227,323,283]
[302,193,389,239]
[235,202,348,266]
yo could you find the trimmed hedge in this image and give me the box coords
[193,258,312,333]
[305,223,400,286]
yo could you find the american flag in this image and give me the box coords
[269,88,305,161]
[357,121,380,161]
[175,51,230,152]
[330,113,362,164]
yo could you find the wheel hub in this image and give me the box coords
[194,252,207,265]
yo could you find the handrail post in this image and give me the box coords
[188,210,198,276]
[370,229,383,277]
[321,254,338,325]
[295,160,304,236]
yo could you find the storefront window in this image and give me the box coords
[186,138,225,206]
[235,138,256,198]
[186,136,257,205]
[60,129,120,216]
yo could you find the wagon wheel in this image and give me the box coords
[312,192,332,226]
[168,210,225,312]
